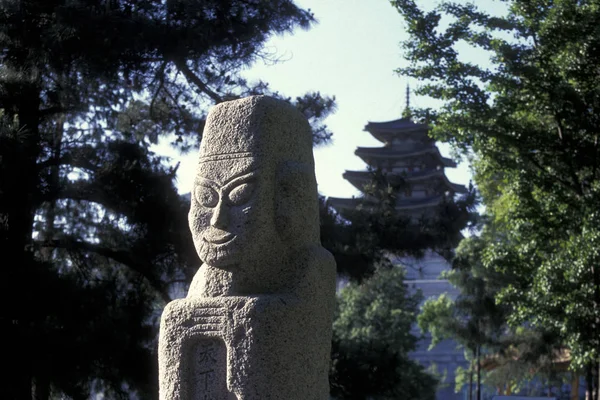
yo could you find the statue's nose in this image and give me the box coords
[210,200,229,229]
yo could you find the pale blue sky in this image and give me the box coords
[169,0,509,198]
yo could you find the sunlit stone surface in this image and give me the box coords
[159,96,336,400]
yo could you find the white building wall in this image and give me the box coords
[393,251,469,400]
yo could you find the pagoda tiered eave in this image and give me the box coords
[355,146,457,168]
[342,170,468,194]
[327,195,445,213]
[364,118,430,144]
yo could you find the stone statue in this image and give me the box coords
[158,96,336,400]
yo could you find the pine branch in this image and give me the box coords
[172,58,223,103]
[36,238,171,303]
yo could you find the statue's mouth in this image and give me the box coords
[203,233,236,245]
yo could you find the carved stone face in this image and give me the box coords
[189,157,278,268]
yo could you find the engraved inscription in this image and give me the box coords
[189,339,228,400]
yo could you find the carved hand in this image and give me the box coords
[163,298,234,340]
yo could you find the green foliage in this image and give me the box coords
[0,1,336,398]
[319,197,382,281]
[330,267,438,400]
[393,0,600,378]
[483,328,566,397]
[418,234,508,399]
[418,293,456,349]
[325,168,478,281]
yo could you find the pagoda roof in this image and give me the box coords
[365,118,429,132]
[327,195,445,212]
[343,170,468,194]
[355,146,457,168]
[364,118,430,144]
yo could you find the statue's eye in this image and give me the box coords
[227,182,254,206]
[195,185,219,208]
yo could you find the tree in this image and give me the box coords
[420,229,569,399]
[419,234,509,400]
[0,1,335,398]
[330,266,438,400]
[392,0,600,397]
[322,108,477,399]
[323,169,478,281]
[483,327,568,398]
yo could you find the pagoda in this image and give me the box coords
[327,116,466,220]
[328,93,470,400]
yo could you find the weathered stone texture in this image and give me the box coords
[159,96,336,400]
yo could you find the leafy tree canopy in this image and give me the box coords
[392,0,600,377]
[330,267,438,400]
[0,1,335,399]
[324,169,478,281]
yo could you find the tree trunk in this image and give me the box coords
[1,84,42,400]
[39,116,64,261]
[594,256,600,400]
[476,344,481,400]
[588,364,594,400]
[1,1,44,396]
[594,363,600,400]
[571,372,580,400]
[32,376,49,400]
[468,357,474,400]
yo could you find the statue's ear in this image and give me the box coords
[276,161,319,244]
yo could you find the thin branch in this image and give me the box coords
[39,106,66,117]
[493,130,583,197]
[37,151,99,172]
[523,152,581,197]
[172,58,223,103]
[38,182,108,214]
[36,238,171,303]
[150,61,168,118]
[140,57,165,63]
[554,115,584,196]
[39,105,87,119]
[556,125,563,141]
[593,134,599,182]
